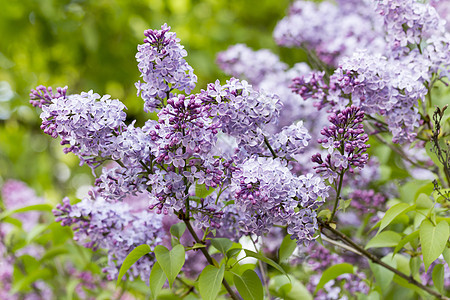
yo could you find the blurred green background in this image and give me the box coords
[0,0,301,202]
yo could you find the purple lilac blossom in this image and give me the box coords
[273,0,385,66]
[38,89,127,168]
[54,194,163,282]
[336,51,427,143]
[312,106,370,178]
[231,157,328,244]
[217,44,325,136]
[376,0,450,81]
[431,0,450,32]
[216,44,288,84]
[135,23,197,112]
[32,24,336,257]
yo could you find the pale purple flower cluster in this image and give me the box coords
[273,0,385,65]
[216,44,288,84]
[135,23,197,112]
[217,44,320,133]
[270,121,311,159]
[290,71,334,111]
[376,0,450,81]
[312,106,370,178]
[38,90,127,168]
[431,0,450,32]
[53,194,163,282]
[231,157,328,244]
[29,85,68,108]
[336,51,427,143]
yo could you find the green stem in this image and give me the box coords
[329,171,345,223]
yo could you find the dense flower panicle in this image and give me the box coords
[231,157,328,244]
[270,121,311,159]
[431,0,450,32]
[135,24,197,112]
[39,89,127,168]
[216,44,288,84]
[312,106,370,177]
[204,78,282,152]
[376,0,450,81]
[1,180,44,232]
[375,0,443,52]
[54,195,163,282]
[291,71,334,110]
[29,85,68,108]
[336,51,427,143]
[274,0,385,65]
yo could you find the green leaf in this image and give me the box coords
[154,244,186,288]
[278,235,297,262]
[198,264,225,300]
[432,264,445,294]
[442,246,450,267]
[369,255,397,291]
[365,231,402,249]
[269,275,312,300]
[0,204,53,220]
[243,249,286,275]
[170,222,186,239]
[415,193,433,209]
[226,243,242,258]
[393,230,420,256]
[420,219,450,271]
[149,262,166,300]
[211,238,233,254]
[314,263,354,294]
[26,224,48,244]
[196,183,216,199]
[378,203,412,234]
[117,244,151,285]
[39,245,69,262]
[11,268,52,293]
[234,269,264,300]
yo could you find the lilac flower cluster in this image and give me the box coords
[216,44,322,133]
[30,85,68,108]
[216,44,288,84]
[431,0,450,32]
[270,121,311,159]
[231,157,328,244]
[312,106,369,178]
[273,0,385,65]
[336,51,427,143]
[32,24,336,265]
[54,194,163,281]
[37,89,127,168]
[135,24,197,112]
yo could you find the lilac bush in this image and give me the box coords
[15,0,450,299]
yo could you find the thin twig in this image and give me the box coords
[318,219,449,300]
[182,217,241,300]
